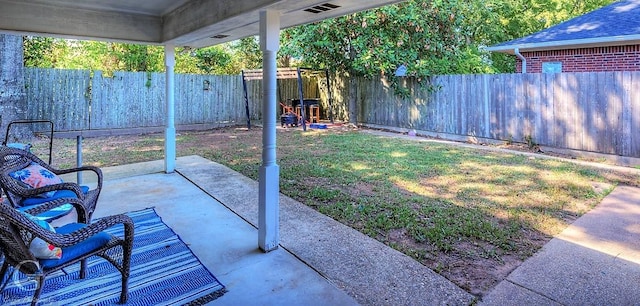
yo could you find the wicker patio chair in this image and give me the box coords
[0,203,134,305]
[0,146,103,223]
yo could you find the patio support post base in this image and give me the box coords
[259,164,280,252]
[164,126,176,172]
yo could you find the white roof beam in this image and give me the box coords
[0,0,162,43]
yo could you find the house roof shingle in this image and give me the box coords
[487,0,640,53]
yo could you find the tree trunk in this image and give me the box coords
[0,34,27,140]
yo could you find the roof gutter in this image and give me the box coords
[514,48,526,73]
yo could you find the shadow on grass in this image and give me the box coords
[267,130,617,295]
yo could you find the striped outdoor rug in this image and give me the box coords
[1,208,226,305]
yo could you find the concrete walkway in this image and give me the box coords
[480,185,640,305]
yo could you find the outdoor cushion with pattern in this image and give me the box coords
[21,212,63,260]
[9,163,63,198]
[17,204,76,222]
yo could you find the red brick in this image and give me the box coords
[517,44,640,72]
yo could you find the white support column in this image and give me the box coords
[164,45,176,173]
[258,10,280,252]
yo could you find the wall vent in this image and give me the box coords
[304,3,341,14]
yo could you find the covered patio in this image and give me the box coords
[0,0,474,304]
[0,0,406,253]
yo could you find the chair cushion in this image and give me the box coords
[17,203,75,223]
[21,212,63,260]
[10,163,63,198]
[21,186,90,206]
[40,223,112,269]
[6,143,32,151]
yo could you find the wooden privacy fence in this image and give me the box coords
[352,72,640,158]
[24,68,319,132]
[24,68,261,131]
[22,68,640,158]
[24,69,91,131]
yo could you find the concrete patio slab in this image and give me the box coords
[91,163,358,305]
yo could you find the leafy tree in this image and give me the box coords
[281,0,477,121]
[232,37,262,70]
[193,46,233,74]
[21,39,240,75]
[23,36,56,68]
[106,43,164,72]
[175,45,239,74]
[282,0,483,78]
[21,0,617,77]
[175,47,200,74]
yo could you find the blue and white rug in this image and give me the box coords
[1,208,226,305]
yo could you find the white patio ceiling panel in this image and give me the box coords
[0,0,403,47]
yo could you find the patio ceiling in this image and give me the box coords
[0,0,403,48]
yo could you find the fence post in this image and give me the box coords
[76,135,82,184]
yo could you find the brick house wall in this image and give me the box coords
[515,44,640,73]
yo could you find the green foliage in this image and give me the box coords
[524,135,537,149]
[194,46,233,74]
[282,0,466,77]
[232,37,262,70]
[280,0,616,75]
[22,0,617,75]
[22,39,242,75]
[23,36,57,68]
[108,43,164,72]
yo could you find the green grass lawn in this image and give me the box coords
[43,126,639,295]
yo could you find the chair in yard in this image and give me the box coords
[0,146,103,223]
[0,202,134,305]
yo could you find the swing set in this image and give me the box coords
[241,67,334,131]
